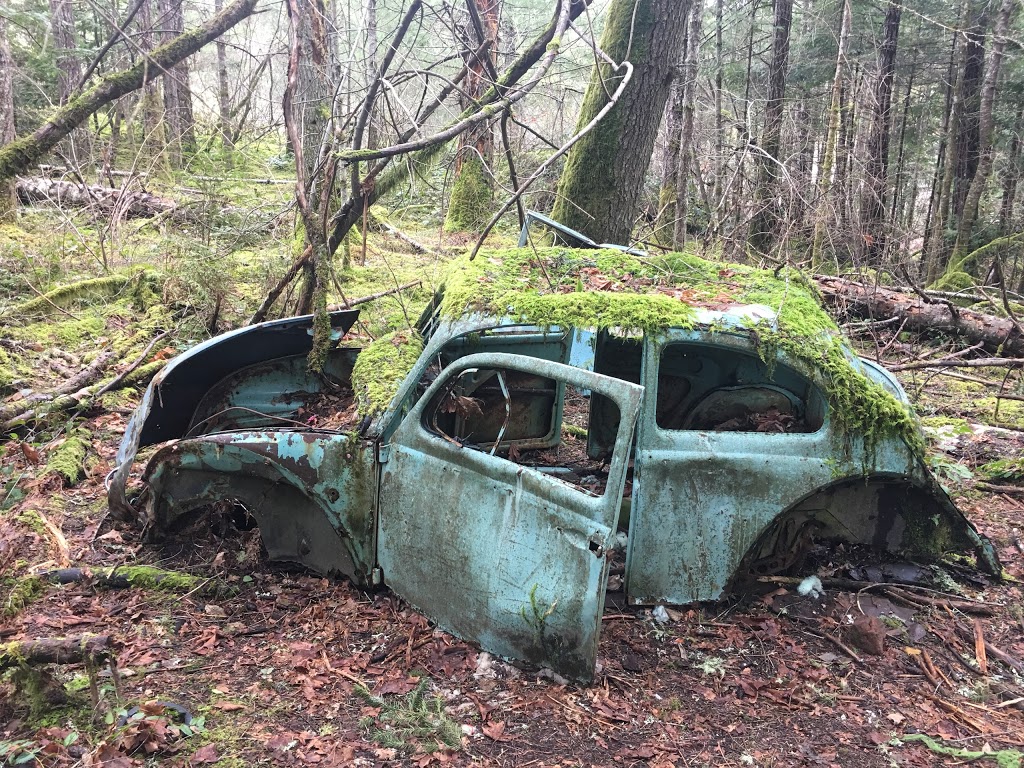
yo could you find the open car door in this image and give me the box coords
[377,353,643,682]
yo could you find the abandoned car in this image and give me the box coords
[109,239,999,681]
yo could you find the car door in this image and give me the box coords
[377,352,643,682]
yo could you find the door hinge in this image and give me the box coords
[377,444,391,463]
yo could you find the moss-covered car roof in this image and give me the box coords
[352,247,922,453]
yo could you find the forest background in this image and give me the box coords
[2,0,1024,765]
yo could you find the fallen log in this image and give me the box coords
[15,176,179,219]
[815,275,1024,357]
[0,635,111,669]
[0,348,116,422]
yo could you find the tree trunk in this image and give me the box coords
[0,0,258,184]
[672,0,703,249]
[748,0,793,256]
[948,0,1014,277]
[444,0,500,232]
[136,0,168,164]
[925,0,970,284]
[810,0,851,265]
[551,0,689,245]
[215,0,234,154]
[858,0,901,266]
[49,0,91,166]
[921,24,960,271]
[0,15,16,220]
[158,0,197,165]
[952,1,989,222]
[998,105,1023,236]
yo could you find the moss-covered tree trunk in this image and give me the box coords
[551,0,688,245]
[444,0,500,232]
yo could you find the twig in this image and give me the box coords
[95,330,171,398]
[326,280,421,311]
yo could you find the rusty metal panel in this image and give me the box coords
[377,353,642,682]
[625,330,992,605]
[143,430,377,584]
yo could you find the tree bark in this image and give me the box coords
[15,177,180,219]
[858,0,901,266]
[49,0,91,166]
[672,0,703,249]
[214,0,234,154]
[444,0,501,232]
[0,0,259,183]
[810,0,851,265]
[0,636,112,669]
[948,0,1014,276]
[551,0,689,244]
[0,15,16,220]
[158,0,197,164]
[998,105,1023,237]
[816,275,1024,357]
[952,1,989,222]
[748,0,793,255]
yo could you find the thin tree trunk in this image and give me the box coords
[713,0,724,211]
[673,0,703,249]
[444,0,501,232]
[948,0,1014,275]
[925,0,970,284]
[49,0,91,166]
[136,0,168,164]
[859,0,901,266]
[810,0,851,265]
[998,105,1023,236]
[888,48,915,257]
[921,26,959,266]
[215,0,234,154]
[748,0,793,255]
[0,15,15,220]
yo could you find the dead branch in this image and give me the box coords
[327,280,421,311]
[15,176,182,219]
[889,357,1024,372]
[0,348,116,422]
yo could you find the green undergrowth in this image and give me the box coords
[430,247,924,452]
[354,678,462,754]
[901,734,1021,768]
[2,575,44,617]
[980,457,1024,483]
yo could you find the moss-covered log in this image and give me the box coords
[0,635,111,669]
[41,565,207,592]
[0,0,257,182]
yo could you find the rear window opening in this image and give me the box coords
[655,343,826,433]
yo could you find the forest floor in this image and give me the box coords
[2,203,1024,768]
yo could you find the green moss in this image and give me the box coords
[44,429,91,485]
[0,347,14,393]
[99,565,203,592]
[438,247,923,453]
[443,157,492,232]
[352,330,424,416]
[16,509,48,536]
[1,272,147,320]
[2,576,44,617]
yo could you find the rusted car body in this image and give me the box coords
[110,230,998,681]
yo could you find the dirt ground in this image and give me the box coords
[2,332,1024,768]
